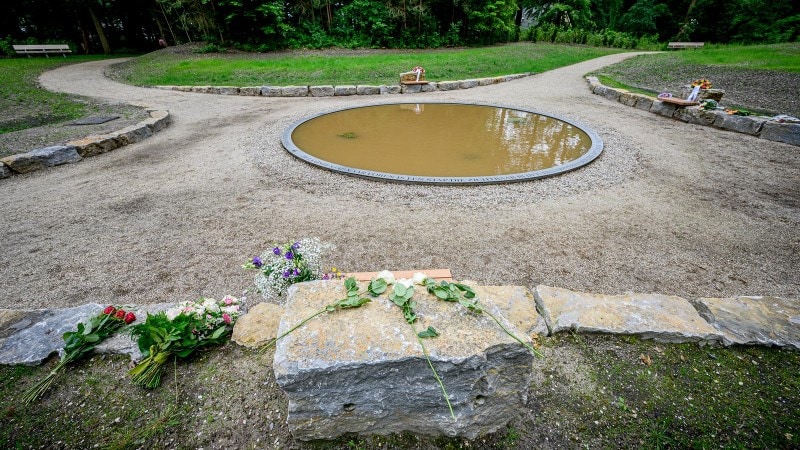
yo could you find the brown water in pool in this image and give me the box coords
[290,103,592,177]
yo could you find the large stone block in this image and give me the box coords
[459,79,479,89]
[713,114,765,135]
[356,85,381,95]
[694,296,799,349]
[0,145,82,174]
[232,302,284,348]
[239,86,261,96]
[400,84,422,94]
[673,107,718,126]
[334,85,357,96]
[650,100,677,118]
[619,92,638,107]
[633,95,654,111]
[534,285,722,343]
[0,304,103,365]
[281,86,309,97]
[214,86,239,95]
[420,83,437,93]
[274,280,534,440]
[309,85,335,97]
[759,121,800,146]
[436,81,460,91]
[68,135,120,157]
[0,162,10,179]
[114,124,153,145]
[379,85,401,95]
[603,88,622,102]
[261,86,282,97]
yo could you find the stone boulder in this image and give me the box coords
[0,162,10,179]
[232,302,284,347]
[274,280,535,441]
[334,85,357,96]
[694,296,799,349]
[0,145,81,174]
[759,122,800,146]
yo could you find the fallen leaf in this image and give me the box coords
[640,354,652,366]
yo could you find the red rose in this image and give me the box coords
[124,311,136,324]
[115,309,126,319]
[103,306,116,315]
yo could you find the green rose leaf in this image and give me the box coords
[394,283,407,297]
[417,326,439,338]
[368,278,387,296]
[344,277,358,292]
[84,333,100,343]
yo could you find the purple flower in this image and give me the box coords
[282,269,291,278]
[322,273,330,280]
[292,242,300,249]
[273,247,281,256]
[285,251,294,260]
[252,256,263,268]
[294,268,300,276]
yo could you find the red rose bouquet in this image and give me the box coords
[22,305,135,404]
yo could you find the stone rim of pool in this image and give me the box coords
[281,102,604,185]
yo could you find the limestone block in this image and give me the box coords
[713,114,765,135]
[420,83,437,93]
[239,86,261,96]
[459,79,479,89]
[191,86,212,93]
[114,124,153,145]
[0,145,82,174]
[0,304,103,365]
[400,84,422,94]
[232,302,284,348]
[650,100,677,118]
[274,280,534,440]
[467,284,548,338]
[592,85,609,96]
[603,88,622,102]
[216,86,239,95]
[674,107,718,126]
[634,95,654,111]
[309,86,335,97]
[534,285,722,343]
[173,86,193,92]
[68,135,120,158]
[759,122,800,146]
[281,86,309,97]
[694,296,799,349]
[334,85,357,96]
[356,85,381,95]
[619,92,638,107]
[436,81,460,91]
[148,110,168,121]
[379,85,401,95]
[0,162,10,179]
[261,86,282,97]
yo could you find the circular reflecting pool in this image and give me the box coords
[282,102,603,184]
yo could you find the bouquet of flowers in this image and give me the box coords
[243,237,335,301]
[691,78,712,89]
[127,296,242,389]
[23,305,136,404]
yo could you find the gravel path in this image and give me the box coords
[1,53,797,310]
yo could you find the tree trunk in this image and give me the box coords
[158,1,179,44]
[89,7,111,54]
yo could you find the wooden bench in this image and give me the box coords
[667,42,704,49]
[13,44,72,58]
[347,269,453,282]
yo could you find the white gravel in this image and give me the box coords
[1,52,797,310]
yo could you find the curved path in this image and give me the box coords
[1,54,797,309]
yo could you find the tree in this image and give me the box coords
[618,0,669,37]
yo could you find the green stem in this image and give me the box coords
[412,323,456,421]
[260,308,328,352]
[480,304,543,358]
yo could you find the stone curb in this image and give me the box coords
[1,284,796,366]
[0,109,171,180]
[152,73,534,98]
[585,76,800,147]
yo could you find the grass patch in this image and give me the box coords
[0,55,116,134]
[115,43,625,87]
[594,74,658,96]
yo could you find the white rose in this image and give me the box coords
[165,307,181,321]
[376,270,395,285]
[202,298,220,313]
[396,278,413,289]
[412,272,428,285]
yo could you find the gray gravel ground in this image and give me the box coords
[1,52,798,310]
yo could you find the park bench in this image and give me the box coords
[667,42,704,49]
[12,44,72,57]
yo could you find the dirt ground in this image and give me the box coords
[0,53,798,311]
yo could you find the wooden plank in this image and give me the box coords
[659,97,698,106]
[346,269,452,282]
